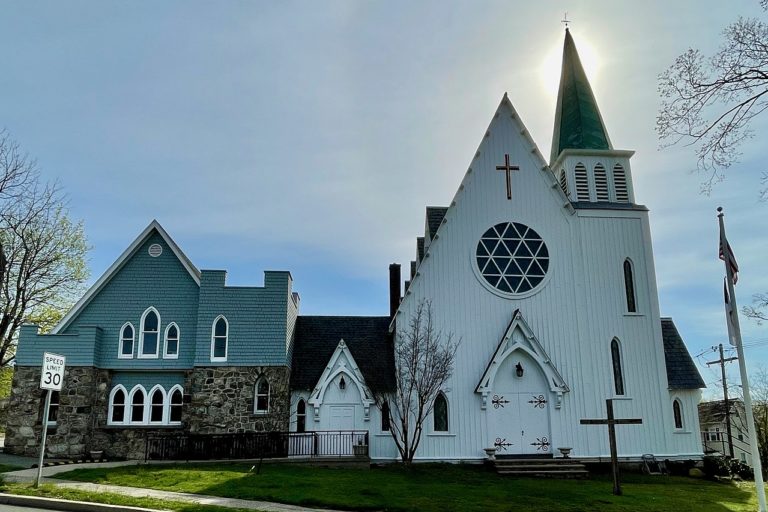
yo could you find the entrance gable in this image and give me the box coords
[308,339,374,422]
[475,309,569,409]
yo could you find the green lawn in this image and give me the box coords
[52,462,764,512]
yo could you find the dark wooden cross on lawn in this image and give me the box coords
[580,399,642,496]
[495,153,519,200]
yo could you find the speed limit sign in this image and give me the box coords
[40,352,66,391]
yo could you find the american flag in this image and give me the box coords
[724,279,738,346]
[719,238,739,284]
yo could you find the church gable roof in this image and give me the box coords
[291,316,395,393]
[550,28,612,163]
[426,207,449,241]
[52,220,200,334]
[661,317,706,390]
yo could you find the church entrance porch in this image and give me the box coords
[487,351,552,456]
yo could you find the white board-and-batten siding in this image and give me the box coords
[390,98,702,461]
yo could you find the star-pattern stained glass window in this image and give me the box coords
[476,222,549,294]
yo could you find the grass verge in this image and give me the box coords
[0,481,258,512]
[53,462,765,512]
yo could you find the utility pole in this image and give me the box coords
[707,343,738,459]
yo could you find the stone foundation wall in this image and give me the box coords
[5,366,109,458]
[187,366,290,434]
[6,365,291,459]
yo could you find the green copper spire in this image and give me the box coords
[550,28,611,163]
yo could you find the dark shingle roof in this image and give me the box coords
[417,237,425,262]
[662,318,706,389]
[698,399,743,424]
[426,207,449,241]
[291,316,395,393]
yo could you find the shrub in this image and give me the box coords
[702,455,731,479]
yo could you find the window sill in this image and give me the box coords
[375,433,392,437]
[253,411,269,416]
[623,312,644,317]
[137,355,160,360]
[117,355,134,360]
[103,424,184,429]
[427,432,456,437]
[163,354,179,360]
[210,358,228,363]
[673,429,691,434]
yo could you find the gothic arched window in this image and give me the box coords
[623,259,637,313]
[296,399,306,433]
[149,387,165,423]
[110,386,127,424]
[119,323,134,359]
[381,401,391,432]
[211,316,228,361]
[255,378,270,413]
[164,323,180,359]
[673,399,684,429]
[139,308,160,358]
[433,392,448,432]
[611,339,625,396]
[169,387,183,424]
[130,386,146,423]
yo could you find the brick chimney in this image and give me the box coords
[389,263,401,319]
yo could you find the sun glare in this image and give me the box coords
[539,33,601,100]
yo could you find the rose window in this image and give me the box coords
[476,222,549,294]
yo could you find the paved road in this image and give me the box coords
[2,506,57,511]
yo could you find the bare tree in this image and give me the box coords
[746,367,768,470]
[657,2,768,197]
[0,130,88,366]
[374,300,459,464]
[744,293,768,324]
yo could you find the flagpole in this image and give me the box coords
[718,206,766,512]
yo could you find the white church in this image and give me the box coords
[8,29,705,464]
[289,28,705,463]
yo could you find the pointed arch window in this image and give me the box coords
[673,399,684,429]
[381,401,391,432]
[130,386,147,424]
[164,323,180,359]
[254,378,270,414]
[574,163,589,201]
[623,259,637,313]
[139,308,160,358]
[211,316,228,361]
[149,387,165,423]
[594,164,609,201]
[296,399,306,433]
[169,387,183,424]
[611,339,625,396]
[110,387,126,424]
[119,323,135,359]
[613,164,629,202]
[433,392,449,432]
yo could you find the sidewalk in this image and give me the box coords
[3,462,345,512]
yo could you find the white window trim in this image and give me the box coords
[148,385,167,425]
[168,384,184,425]
[128,385,148,424]
[163,322,180,359]
[210,315,228,362]
[432,392,450,433]
[108,385,129,425]
[254,377,270,414]
[46,391,60,427]
[118,322,135,359]
[138,307,161,359]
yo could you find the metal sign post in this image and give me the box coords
[35,352,66,488]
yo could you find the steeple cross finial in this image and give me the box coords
[561,12,570,29]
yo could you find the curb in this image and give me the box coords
[0,492,163,512]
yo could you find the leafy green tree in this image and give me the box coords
[0,130,88,367]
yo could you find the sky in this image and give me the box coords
[1,1,766,399]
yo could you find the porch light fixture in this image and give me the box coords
[515,362,524,378]
[339,376,346,390]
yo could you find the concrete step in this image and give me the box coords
[496,463,587,471]
[494,458,584,466]
[497,469,590,479]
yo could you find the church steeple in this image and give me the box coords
[550,28,612,164]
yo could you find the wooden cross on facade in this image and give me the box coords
[495,154,520,200]
[580,399,642,496]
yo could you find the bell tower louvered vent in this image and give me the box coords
[613,164,629,202]
[574,163,589,201]
[594,164,608,201]
[558,169,569,197]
